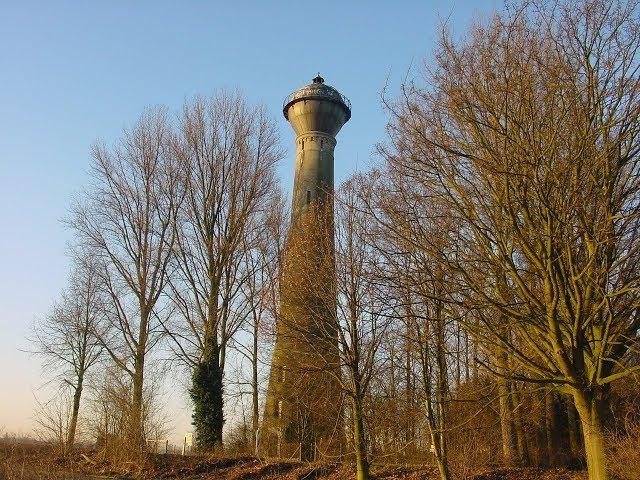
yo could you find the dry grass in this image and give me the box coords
[606,421,640,480]
[0,442,596,480]
[466,467,586,480]
[0,442,68,480]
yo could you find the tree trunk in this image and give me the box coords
[496,352,519,466]
[536,388,549,467]
[573,390,609,480]
[566,397,582,459]
[464,330,470,382]
[130,307,149,453]
[455,323,461,390]
[472,339,479,380]
[252,321,259,455]
[65,377,83,454]
[191,341,224,450]
[433,299,451,480]
[352,397,370,480]
[405,332,415,446]
[544,388,556,465]
[208,285,224,450]
[425,397,451,480]
[513,385,530,465]
[131,351,145,451]
[436,455,450,480]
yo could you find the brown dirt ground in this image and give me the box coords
[0,443,593,480]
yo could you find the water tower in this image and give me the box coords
[261,75,351,460]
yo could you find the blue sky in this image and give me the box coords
[0,0,500,440]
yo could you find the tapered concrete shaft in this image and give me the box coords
[261,75,350,461]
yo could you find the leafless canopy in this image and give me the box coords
[68,108,181,446]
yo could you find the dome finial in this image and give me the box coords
[313,73,324,84]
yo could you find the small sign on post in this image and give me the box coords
[183,432,193,455]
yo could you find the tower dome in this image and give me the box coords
[283,74,351,136]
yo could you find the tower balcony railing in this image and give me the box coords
[283,87,351,114]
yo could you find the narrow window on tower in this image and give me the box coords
[276,400,283,418]
[306,190,311,204]
[280,366,286,383]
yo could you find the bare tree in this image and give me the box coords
[369,184,455,479]
[166,92,283,449]
[33,392,73,449]
[231,191,287,454]
[378,1,640,478]
[333,177,392,480]
[409,263,453,480]
[68,108,180,450]
[86,365,170,464]
[29,263,103,452]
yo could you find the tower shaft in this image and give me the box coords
[291,132,335,227]
[261,76,350,461]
